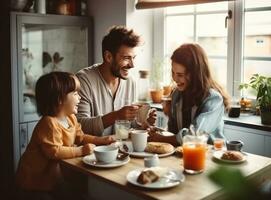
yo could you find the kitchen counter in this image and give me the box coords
[150,103,271,132]
[60,148,271,200]
[224,114,271,132]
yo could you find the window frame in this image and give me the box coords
[153,0,271,98]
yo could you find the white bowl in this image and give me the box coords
[94,146,118,163]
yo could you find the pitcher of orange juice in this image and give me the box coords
[182,134,207,174]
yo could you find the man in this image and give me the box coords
[76,26,156,136]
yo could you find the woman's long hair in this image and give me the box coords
[171,43,230,110]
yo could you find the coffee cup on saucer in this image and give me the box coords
[226,140,244,151]
[130,130,148,152]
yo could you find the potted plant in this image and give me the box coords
[150,59,164,103]
[239,74,271,125]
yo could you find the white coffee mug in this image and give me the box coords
[130,130,148,152]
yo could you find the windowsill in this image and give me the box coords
[151,103,271,132]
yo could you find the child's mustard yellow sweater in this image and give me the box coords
[16,114,94,191]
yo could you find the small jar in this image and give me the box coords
[144,154,159,168]
[57,0,71,15]
[138,70,150,102]
[35,0,46,14]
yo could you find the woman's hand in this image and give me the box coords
[147,127,178,146]
[162,98,171,116]
[146,109,157,126]
[141,109,157,129]
[147,127,165,142]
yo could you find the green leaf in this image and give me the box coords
[208,166,261,200]
[240,74,271,107]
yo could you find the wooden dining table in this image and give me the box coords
[60,146,271,200]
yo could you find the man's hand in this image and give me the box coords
[117,105,139,121]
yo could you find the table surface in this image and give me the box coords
[61,147,271,200]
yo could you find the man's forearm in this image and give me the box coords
[101,111,118,129]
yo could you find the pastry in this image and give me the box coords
[137,170,159,184]
[136,167,168,184]
[175,146,183,157]
[221,151,243,161]
[145,142,174,154]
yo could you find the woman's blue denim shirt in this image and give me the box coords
[168,88,225,144]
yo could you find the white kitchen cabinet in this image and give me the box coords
[27,121,38,143]
[19,121,38,155]
[264,136,271,157]
[224,124,271,157]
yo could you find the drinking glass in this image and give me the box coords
[182,134,207,174]
[213,138,225,151]
[114,120,131,146]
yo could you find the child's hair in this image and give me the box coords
[35,71,80,116]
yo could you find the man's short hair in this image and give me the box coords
[102,26,141,59]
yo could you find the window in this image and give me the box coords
[154,0,271,98]
[243,0,271,97]
[165,2,229,89]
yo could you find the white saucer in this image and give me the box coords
[126,168,185,189]
[121,141,175,158]
[213,150,247,164]
[82,154,130,168]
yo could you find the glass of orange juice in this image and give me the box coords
[183,135,207,174]
[213,138,225,151]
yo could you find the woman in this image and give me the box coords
[149,43,230,146]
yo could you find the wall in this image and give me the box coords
[88,0,153,80]
[88,0,127,63]
[126,0,153,73]
[0,0,14,198]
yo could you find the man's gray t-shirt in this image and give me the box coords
[76,64,136,136]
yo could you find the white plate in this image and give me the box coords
[121,141,175,158]
[126,168,185,189]
[82,154,130,168]
[213,151,247,164]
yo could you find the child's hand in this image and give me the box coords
[99,135,116,145]
[82,143,96,155]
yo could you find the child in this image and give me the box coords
[16,71,115,199]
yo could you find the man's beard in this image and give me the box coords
[110,60,130,80]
